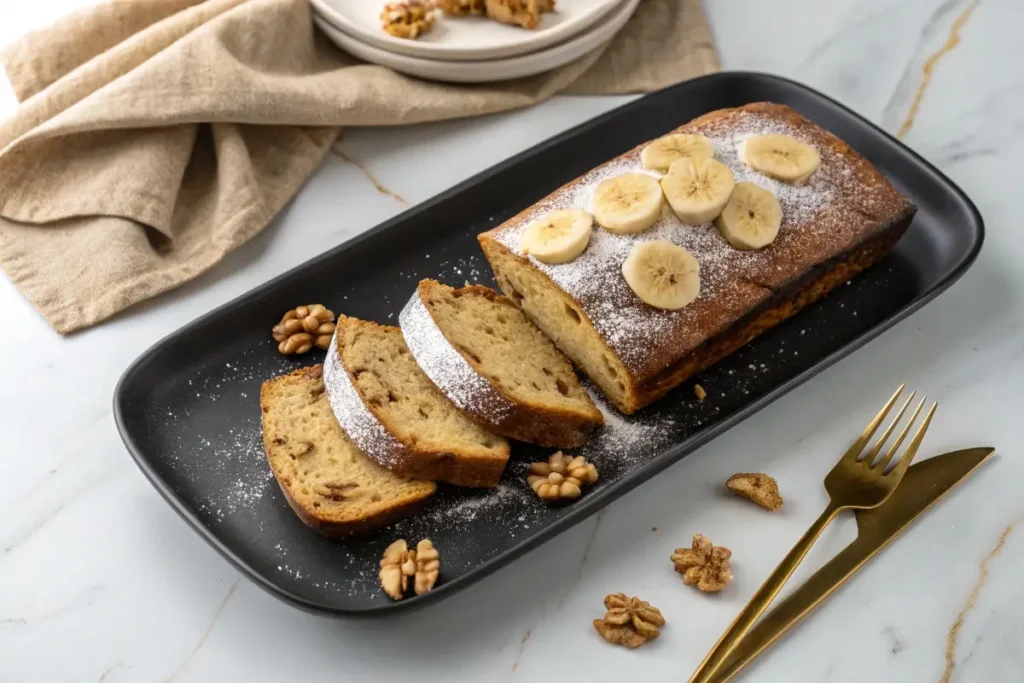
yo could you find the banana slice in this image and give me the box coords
[621,240,701,310]
[660,157,735,224]
[715,181,783,250]
[591,173,664,235]
[640,133,715,173]
[740,134,821,184]
[519,208,593,264]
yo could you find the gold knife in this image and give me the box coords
[714,447,994,682]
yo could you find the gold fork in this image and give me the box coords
[688,385,937,683]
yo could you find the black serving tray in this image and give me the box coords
[114,72,983,616]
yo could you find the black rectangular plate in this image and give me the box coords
[114,72,983,616]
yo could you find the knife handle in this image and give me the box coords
[713,543,870,681]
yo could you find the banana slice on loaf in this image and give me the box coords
[322,317,510,488]
[591,173,663,235]
[400,280,604,448]
[740,134,821,185]
[260,365,436,536]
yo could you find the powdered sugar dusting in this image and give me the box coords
[580,386,677,466]
[399,291,515,423]
[322,332,406,469]
[491,110,890,377]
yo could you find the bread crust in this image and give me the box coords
[479,102,916,413]
[401,280,603,448]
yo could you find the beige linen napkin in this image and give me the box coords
[0,0,719,334]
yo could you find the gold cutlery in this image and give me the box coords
[714,446,993,681]
[689,385,937,683]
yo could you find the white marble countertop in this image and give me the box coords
[1,0,1020,681]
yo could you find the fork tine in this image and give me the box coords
[861,392,915,466]
[875,397,926,471]
[887,402,938,478]
[842,384,904,462]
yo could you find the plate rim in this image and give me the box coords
[309,0,625,62]
[113,71,985,617]
[311,0,638,84]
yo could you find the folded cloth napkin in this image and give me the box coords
[0,0,719,334]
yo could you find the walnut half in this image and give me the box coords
[414,539,440,595]
[380,2,436,40]
[379,539,417,600]
[670,534,732,593]
[527,451,598,502]
[726,472,783,511]
[273,304,335,355]
[593,593,665,649]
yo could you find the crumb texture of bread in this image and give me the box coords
[324,317,510,488]
[479,102,916,413]
[400,280,603,448]
[260,365,436,537]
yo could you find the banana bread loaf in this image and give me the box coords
[479,102,916,413]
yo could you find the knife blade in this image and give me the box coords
[715,447,994,682]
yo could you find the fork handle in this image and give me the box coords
[688,503,842,683]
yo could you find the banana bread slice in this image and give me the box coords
[323,316,510,488]
[400,279,603,448]
[260,365,436,537]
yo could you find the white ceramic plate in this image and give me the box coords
[313,0,637,83]
[310,0,624,61]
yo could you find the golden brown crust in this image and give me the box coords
[272,476,430,538]
[479,102,916,413]
[415,280,603,448]
[633,220,909,408]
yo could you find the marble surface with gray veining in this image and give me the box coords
[1,1,1021,681]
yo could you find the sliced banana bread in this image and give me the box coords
[400,280,603,448]
[323,316,510,488]
[260,365,436,537]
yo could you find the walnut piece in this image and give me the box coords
[671,534,733,592]
[379,539,416,600]
[273,304,336,355]
[435,0,486,15]
[314,481,359,500]
[380,2,436,39]
[379,538,440,600]
[726,472,783,511]
[527,451,598,502]
[484,0,555,29]
[414,539,440,595]
[593,593,665,649]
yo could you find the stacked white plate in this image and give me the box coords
[310,0,639,83]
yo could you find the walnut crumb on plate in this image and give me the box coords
[380,1,436,39]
